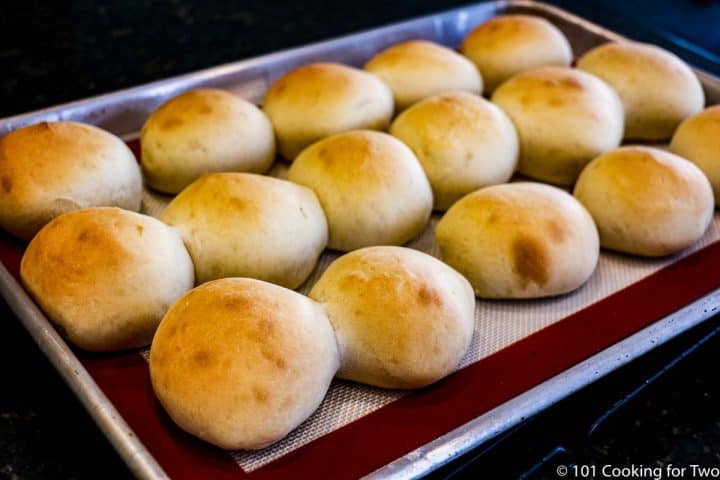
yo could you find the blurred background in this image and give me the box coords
[1,0,719,118]
[1,1,720,479]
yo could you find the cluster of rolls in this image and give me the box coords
[151,249,475,450]
[2,12,719,451]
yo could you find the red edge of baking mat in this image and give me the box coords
[4,235,720,480]
[2,138,719,478]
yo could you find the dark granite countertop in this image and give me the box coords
[2,1,720,479]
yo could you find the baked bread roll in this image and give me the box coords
[141,88,275,194]
[287,130,432,251]
[573,146,713,257]
[460,14,572,94]
[262,63,393,160]
[309,246,474,389]
[0,121,142,240]
[436,183,599,299]
[670,105,720,205]
[491,66,624,186]
[390,91,518,210]
[364,40,482,111]
[577,42,704,140]
[161,172,327,287]
[20,207,193,351]
[150,278,339,450]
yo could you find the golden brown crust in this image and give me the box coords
[20,207,194,351]
[460,14,572,93]
[573,146,714,256]
[670,105,720,204]
[1,122,100,198]
[577,42,704,140]
[141,88,275,194]
[490,67,624,186]
[266,63,367,108]
[436,182,599,298]
[389,91,518,210]
[287,130,432,251]
[364,40,482,110]
[0,122,142,239]
[262,63,393,160]
[511,233,550,288]
[150,278,339,450]
[161,172,328,287]
[309,246,474,389]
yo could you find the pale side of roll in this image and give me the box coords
[140,88,275,194]
[150,278,340,450]
[436,183,599,299]
[0,122,142,240]
[309,246,475,389]
[573,146,713,257]
[670,105,720,205]
[287,130,432,251]
[390,91,518,210]
[460,14,572,94]
[577,41,705,140]
[364,40,482,111]
[161,172,327,287]
[491,66,624,186]
[20,207,194,351]
[262,63,394,160]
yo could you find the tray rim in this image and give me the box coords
[1,1,719,479]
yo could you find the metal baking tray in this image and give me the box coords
[2,1,720,479]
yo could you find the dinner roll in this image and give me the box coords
[670,105,720,204]
[436,183,599,299]
[390,91,518,210]
[0,122,142,240]
[150,278,339,450]
[573,146,713,257]
[20,207,193,351]
[309,246,474,389]
[161,173,327,287]
[491,66,624,186]
[287,130,432,251]
[364,40,482,111]
[577,42,704,140]
[460,14,572,94]
[263,63,393,160]
[141,88,275,194]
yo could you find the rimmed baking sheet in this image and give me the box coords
[1,1,720,479]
